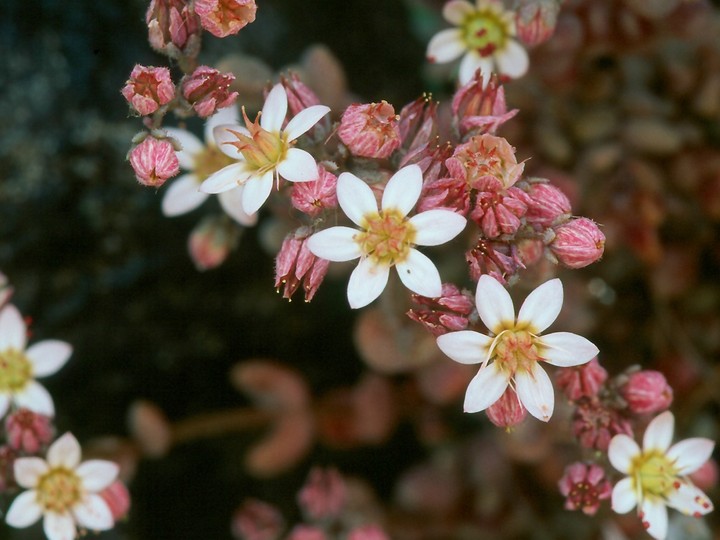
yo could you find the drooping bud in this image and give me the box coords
[558,462,612,516]
[549,218,605,269]
[99,480,132,522]
[514,0,561,48]
[188,215,240,271]
[274,228,330,302]
[128,134,180,187]
[5,408,54,454]
[297,467,347,521]
[231,499,284,540]
[406,283,474,337]
[291,166,338,218]
[121,65,175,116]
[194,0,257,38]
[181,66,238,117]
[338,101,401,159]
[486,387,527,428]
[524,180,572,229]
[452,71,518,138]
[619,370,673,415]
[555,358,608,402]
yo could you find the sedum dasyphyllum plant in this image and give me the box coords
[3,1,718,539]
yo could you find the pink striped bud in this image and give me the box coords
[524,181,572,228]
[558,462,611,516]
[549,218,605,269]
[515,0,560,48]
[128,134,180,187]
[452,71,518,137]
[555,358,608,402]
[406,283,474,337]
[182,66,238,117]
[99,480,131,522]
[146,0,201,58]
[275,229,330,302]
[121,65,175,116]
[486,387,527,428]
[620,370,673,415]
[5,408,54,454]
[291,166,338,217]
[194,0,257,38]
[188,215,239,271]
[338,101,401,159]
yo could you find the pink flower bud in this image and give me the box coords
[0,444,17,492]
[194,0,257,38]
[281,74,330,140]
[231,499,284,540]
[558,462,611,516]
[417,175,469,216]
[99,480,131,522]
[572,397,632,452]
[287,526,327,540]
[555,358,608,402]
[486,387,527,428]
[188,215,239,271]
[5,408,54,454]
[275,228,330,302]
[406,283,474,337]
[446,134,525,192]
[297,467,346,521]
[121,65,175,116]
[181,66,238,117]
[549,218,605,269]
[620,370,673,415]
[451,71,518,137]
[689,459,718,493]
[470,187,531,238]
[515,0,560,48]
[405,142,453,187]
[291,166,338,218]
[524,181,572,228]
[347,525,390,540]
[466,239,523,284]
[128,135,180,187]
[146,0,201,58]
[338,101,401,159]
[397,95,438,160]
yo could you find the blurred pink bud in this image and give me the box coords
[286,526,327,540]
[128,135,180,187]
[338,101,401,159]
[406,283,474,337]
[689,459,718,493]
[555,358,608,402]
[182,66,238,117]
[0,444,17,492]
[99,480,131,522]
[231,499,284,540]
[195,0,257,38]
[524,181,572,228]
[466,239,524,284]
[572,397,632,452]
[231,360,310,411]
[549,218,605,269]
[398,95,438,160]
[470,187,531,238]
[188,215,239,271]
[297,467,347,521]
[121,65,175,116]
[446,134,525,192]
[5,408,54,454]
[620,370,673,415]
[452,71,518,137]
[291,167,338,217]
[146,0,201,57]
[127,400,173,458]
[558,462,611,516]
[275,228,330,302]
[347,525,390,540]
[515,0,560,48]
[486,387,527,428]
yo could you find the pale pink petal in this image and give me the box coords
[47,432,81,469]
[443,0,475,24]
[205,106,240,143]
[608,434,640,474]
[200,163,250,194]
[5,489,43,527]
[347,258,389,309]
[611,477,637,514]
[475,275,515,333]
[436,331,492,365]
[163,127,203,169]
[213,124,249,159]
[395,249,442,298]
[218,188,258,226]
[43,511,76,540]
[516,278,562,332]
[0,394,10,418]
[459,52,492,86]
[307,227,362,262]
[14,457,49,488]
[75,461,119,492]
[409,209,466,246]
[539,332,599,367]
[162,174,208,216]
[667,438,715,475]
[666,481,713,516]
[0,304,27,350]
[463,362,508,413]
[14,381,55,417]
[336,172,378,227]
[260,84,288,132]
[643,411,674,453]
[283,105,331,140]
[640,498,668,540]
[515,363,554,421]
[427,28,466,63]
[26,340,72,377]
[242,170,274,215]
[381,165,422,217]
[73,494,114,531]
[277,148,319,182]
[495,40,529,79]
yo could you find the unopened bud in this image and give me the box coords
[291,166,338,217]
[406,283,474,336]
[146,0,201,58]
[486,387,527,428]
[620,370,673,415]
[128,135,180,187]
[297,467,346,521]
[194,0,257,38]
[5,408,54,454]
[188,215,240,271]
[338,101,401,159]
[515,0,560,48]
[524,180,572,228]
[555,358,608,402]
[182,66,238,118]
[99,480,131,522]
[121,65,175,116]
[452,71,518,137]
[275,228,330,302]
[549,217,605,269]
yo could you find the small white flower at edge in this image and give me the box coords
[608,411,714,540]
[436,276,599,421]
[307,164,467,309]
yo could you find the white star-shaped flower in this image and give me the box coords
[307,165,467,309]
[609,411,715,540]
[0,304,72,419]
[436,276,598,421]
[200,84,330,215]
[5,432,119,540]
[427,0,529,85]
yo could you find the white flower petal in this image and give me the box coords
[667,438,715,475]
[5,489,43,528]
[162,174,208,216]
[242,170,274,215]
[212,124,248,159]
[218,188,258,226]
[475,275,515,333]
[409,209,466,246]
[307,227,362,262]
[611,477,637,514]
[643,411,674,453]
[0,304,27,350]
[495,39,529,79]
[163,127,203,169]
[47,432,81,469]
[277,148,319,182]
[0,394,10,418]
[443,0,475,24]
[14,457,49,488]
[347,258,389,309]
[381,165,422,217]
[26,340,72,377]
[395,249,442,298]
[517,278,562,332]
[436,330,493,365]
[73,494,114,532]
[463,362,508,413]
[608,434,640,474]
[75,460,119,492]
[666,481,713,516]
[640,498,668,540]
[515,363,554,422]
[43,511,76,540]
[200,163,250,194]
[427,28,466,63]
[260,84,288,132]
[336,172,378,227]
[15,381,55,417]
[459,52,493,86]
[205,106,239,143]
[284,105,330,141]
[540,332,599,367]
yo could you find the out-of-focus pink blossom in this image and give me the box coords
[452,71,518,137]
[406,283,474,337]
[181,66,238,118]
[470,187,531,238]
[99,480,131,522]
[195,0,257,38]
[128,135,180,187]
[146,0,201,58]
[347,524,390,540]
[5,408,54,454]
[524,181,572,228]
[231,499,284,540]
[188,215,239,271]
[338,101,401,159]
[446,134,525,191]
[486,387,527,428]
[466,239,524,284]
[549,218,605,269]
[620,370,673,415]
[558,462,612,515]
[555,358,608,402]
[286,526,327,540]
[291,166,338,218]
[121,65,175,116]
[275,228,330,302]
[297,467,346,521]
[572,397,632,451]
[515,0,560,48]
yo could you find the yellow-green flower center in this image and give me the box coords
[462,8,512,57]
[491,329,542,374]
[631,451,679,499]
[225,108,290,178]
[36,468,83,513]
[356,209,417,266]
[0,348,32,392]
[194,145,235,182]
